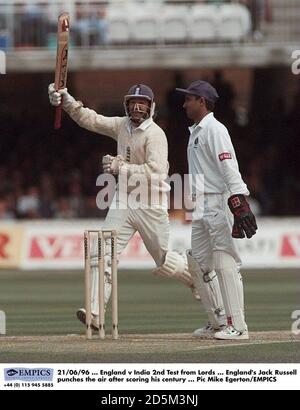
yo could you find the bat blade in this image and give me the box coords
[54,12,70,130]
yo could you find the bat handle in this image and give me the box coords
[54,95,64,130]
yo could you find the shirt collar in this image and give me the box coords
[126,117,153,132]
[188,112,214,133]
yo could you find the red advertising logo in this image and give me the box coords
[28,233,150,261]
[29,235,83,259]
[280,235,300,257]
[0,233,9,259]
[0,226,23,268]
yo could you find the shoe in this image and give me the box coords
[76,308,99,331]
[193,323,224,339]
[214,325,249,340]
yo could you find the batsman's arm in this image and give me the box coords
[48,84,120,140]
[64,99,121,140]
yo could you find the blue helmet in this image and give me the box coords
[124,84,155,123]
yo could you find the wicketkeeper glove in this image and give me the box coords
[228,194,258,239]
[48,83,74,107]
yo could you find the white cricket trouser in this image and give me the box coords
[90,206,170,314]
[192,193,247,332]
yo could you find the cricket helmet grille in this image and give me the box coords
[124,84,156,124]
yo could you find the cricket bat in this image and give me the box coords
[54,12,70,130]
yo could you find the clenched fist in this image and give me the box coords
[102,154,125,175]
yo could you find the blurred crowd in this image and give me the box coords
[0,111,110,220]
[0,70,299,220]
[12,3,109,48]
[0,0,272,49]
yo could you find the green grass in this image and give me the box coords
[0,269,299,362]
[0,269,299,336]
[0,342,298,363]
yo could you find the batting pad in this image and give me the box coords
[91,266,112,316]
[152,251,194,288]
[187,251,226,329]
[213,251,247,332]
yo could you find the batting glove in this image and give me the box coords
[48,83,74,107]
[102,155,124,175]
[102,154,114,174]
[228,194,258,239]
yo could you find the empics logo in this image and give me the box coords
[6,369,18,377]
[4,368,54,382]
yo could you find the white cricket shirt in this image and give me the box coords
[187,112,249,196]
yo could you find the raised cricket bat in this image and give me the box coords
[54,12,70,130]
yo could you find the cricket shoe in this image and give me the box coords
[214,325,249,340]
[76,308,99,332]
[193,323,225,339]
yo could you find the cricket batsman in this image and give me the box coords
[176,80,258,340]
[48,82,199,330]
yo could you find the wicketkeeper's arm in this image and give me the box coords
[208,128,257,239]
[208,127,249,196]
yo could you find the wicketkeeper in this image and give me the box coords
[177,80,257,340]
[48,82,199,330]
